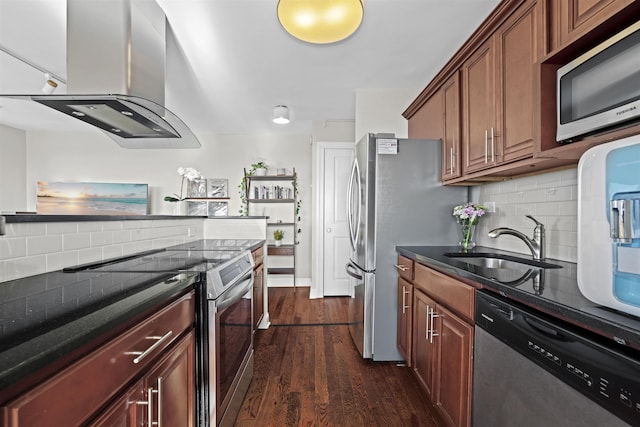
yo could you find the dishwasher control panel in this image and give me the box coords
[477,290,640,426]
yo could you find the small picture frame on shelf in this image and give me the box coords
[208,201,228,217]
[207,179,228,198]
[187,178,207,198]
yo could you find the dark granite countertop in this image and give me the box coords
[397,245,640,352]
[0,239,264,394]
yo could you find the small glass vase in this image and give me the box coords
[458,221,477,250]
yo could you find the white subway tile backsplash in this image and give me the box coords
[472,168,579,262]
[0,218,206,281]
[27,235,62,256]
[63,233,91,251]
[0,237,27,259]
[90,231,114,247]
[5,255,47,281]
[47,251,79,272]
[46,223,79,235]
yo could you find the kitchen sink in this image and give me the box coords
[443,252,562,270]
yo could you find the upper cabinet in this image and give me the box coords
[462,0,546,176]
[550,0,636,50]
[404,0,640,185]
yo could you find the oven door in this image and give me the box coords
[208,272,253,426]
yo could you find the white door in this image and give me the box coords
[323,146,353,296]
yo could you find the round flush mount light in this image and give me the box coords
[277,0,364,44]
[272,105,290,124]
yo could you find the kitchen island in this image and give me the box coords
[0,238,264,426]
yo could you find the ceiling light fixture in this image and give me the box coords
[41,73,58,94]
[272,105,290,124]
[277,0,364,44]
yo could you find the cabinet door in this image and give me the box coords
[397,277,413,366]
[253,263,264,329]
[552,0,635,49]
[462,40,496,174]
[434,305,473,427]
[442,73,461,180]
[91,381,145,427]
[144,330,195,427]
[412,289,438,398]
[495,0,544,164]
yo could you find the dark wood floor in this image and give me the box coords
[234,287,442,426]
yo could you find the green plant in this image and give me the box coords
[273,229,285,241]
[238,162,270,215]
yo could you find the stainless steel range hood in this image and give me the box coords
[22,0,200,149]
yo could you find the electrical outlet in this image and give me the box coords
[483,202,496,213]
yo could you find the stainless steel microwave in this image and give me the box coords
[556,20,640,143]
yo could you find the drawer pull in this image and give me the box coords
[395,264,409,272]
[126,331,173,364]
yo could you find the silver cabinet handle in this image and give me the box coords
[450,146,454,174]
[425,304,431,340]
[156,377,162,427]
[395,264,408,272]
[126,331,173,364]
[484,129,488,164]
[491,127,495,162]
[402,286,410,314]
[429,308,440,343]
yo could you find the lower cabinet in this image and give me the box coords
[406,262,475,427]
[397,277,413,366]
[1,291,196,427]
[92,331,195,427]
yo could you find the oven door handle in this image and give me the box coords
[216,274,254,310]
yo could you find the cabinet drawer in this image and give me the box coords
[2,291,195,427]
[414,263,474,321]
[396,256,414,281]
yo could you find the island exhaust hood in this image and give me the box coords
[24,0,200,149]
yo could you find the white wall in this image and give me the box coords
[355,88,416,141]
[471,168,578,262]
[20,129,313,279]
[0,124,27,212]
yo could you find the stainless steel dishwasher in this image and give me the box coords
[473,290,639,426]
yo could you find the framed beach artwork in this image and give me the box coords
[37,182,148,215]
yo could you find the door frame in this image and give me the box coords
[311,141,354,299]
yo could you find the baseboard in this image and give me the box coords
[267,276,311,288]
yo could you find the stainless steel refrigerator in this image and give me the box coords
[345,133,467,361]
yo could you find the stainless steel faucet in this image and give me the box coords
[488,215,545,260]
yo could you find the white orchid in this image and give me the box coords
[165,167,203,202]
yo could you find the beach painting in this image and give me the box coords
[37,182,148,215]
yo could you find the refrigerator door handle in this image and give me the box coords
[345,261,363,280]
[347,158,361,252]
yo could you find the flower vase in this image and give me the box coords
[275,240,282,247]
[173,201,188,216]
[458,221,476,250]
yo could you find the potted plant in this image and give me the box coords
[164,167,202,215]
[273,229,285,246]
[252,161,268,176]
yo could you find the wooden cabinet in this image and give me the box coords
[462,0,544,175]
[396,256,414,366]
[1,291,196,427]
[462,40,496,174]
[412,263,475,427]
[442,73,462,180]
[550,0,636,50]
[252,246,265,329]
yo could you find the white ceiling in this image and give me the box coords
[0,0,500,136]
